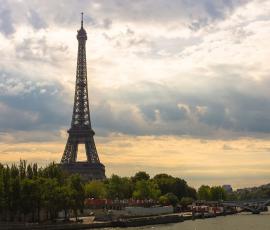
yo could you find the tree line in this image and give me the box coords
[197,185,227,201]
[229,185,270,201]
[85,171,197,207]
[0,161,84,222]
[0,161,230,222]
[198,184,270,201]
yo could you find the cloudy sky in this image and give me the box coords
[1,0,270,188]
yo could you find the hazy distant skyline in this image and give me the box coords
[1,0,270,188]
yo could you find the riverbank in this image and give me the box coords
[0,211,238,230]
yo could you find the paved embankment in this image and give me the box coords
[0,211,238,230]
[0,221,112,230]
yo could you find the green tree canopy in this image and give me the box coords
[105,175,133,199]
[153,174,193,200]
[0,161,201,223]
[85,181,106,199]
[198,185,211,201]
[180,197,194,207]
[131,171,150,183]
[210,186,227,201]
[132,180,161,200]
[159,193,179,206]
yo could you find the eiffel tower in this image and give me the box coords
[60,13,105,181]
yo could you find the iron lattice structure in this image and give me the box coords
[61,14,103,170]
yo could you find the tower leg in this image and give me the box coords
[61,137,78,163]
[85,139,100,163]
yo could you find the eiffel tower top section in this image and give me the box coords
[70,12,92,131]
[77,12,87,40]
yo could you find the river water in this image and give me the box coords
[107,212,270,230]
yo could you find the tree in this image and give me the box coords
[2,166,11,220]
[85,181,106,199]
[198,185,211,201]
[0,165,5,216]
[106,175,133,199]
[57,185,72,219]
[132,171,150,183]
[27,165,34,179]
[159,193,179,206]
[159,195,170,205]
[180,197,194,208]
[153,174,176,195]
[41,163,65,184]
[153,174,190,200]
[172,178,188,199]
[9,164,21,220]
[19,160,27,179]
[9,177,21,220]
[132,180,161,200]
[67,174,85,220]
[227,192,239,201]
[210,186,227,201]
[187,186,197,200]
[21,178,41,221]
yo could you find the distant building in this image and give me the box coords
[222,185,233,193]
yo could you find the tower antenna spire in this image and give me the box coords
[81,12,83,28]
